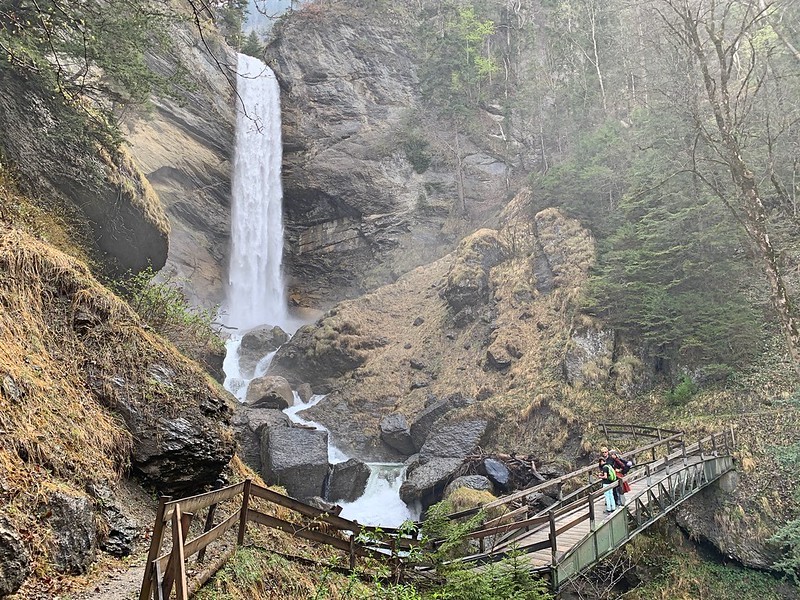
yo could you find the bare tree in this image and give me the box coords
[655,0,800,376]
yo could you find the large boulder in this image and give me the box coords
[237,326,290,377]
[88,360,235,495]
[409,400,452,452]
[268,320,370,390]
[380,413,416,455]
[246,375,294,409]
[443,475,494,499]
[399,457,464,507]
[261,425,330,500]
[419,419,487,460]
[327,458,371,503]
[43,492,96,574]
[0,520,31,596]
[478,458,511,491]
[232,405,290,472]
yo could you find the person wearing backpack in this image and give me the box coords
[597,457,617,513]
[609,449,631,506]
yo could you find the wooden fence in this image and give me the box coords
[138,480,419,600]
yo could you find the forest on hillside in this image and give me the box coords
[404,0,800,380]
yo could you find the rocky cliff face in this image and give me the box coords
[265,0,521,305]
[0,70,169,276]
[268,191,598,461]
[125,24,237,310]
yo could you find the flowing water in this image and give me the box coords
[224,53,287,332]
[222,53,416,528]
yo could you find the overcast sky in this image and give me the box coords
[245,0,294,32]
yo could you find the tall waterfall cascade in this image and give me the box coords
[223,53,417,528]
[224,53,287,332]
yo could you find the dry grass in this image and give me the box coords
[98,145,170,237]
[0,224,234,592]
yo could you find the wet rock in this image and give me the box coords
[89,484,139,558]
[327,458,371,503]
[380,413,416,455]
[261,425,330,501]
[238,326,290,376]
[44,492,96,574]
[87,362,235,495]
[479,458,511,491]
[297,383,314,402]
[413,317,424,326]
[232,405,290,472]
[409,400,452,452]
[0,520,30,596]
[399,457,463,507]
[246,375,293,409]
[444,475,494,499]
[420,420,487,460]
[268,322,367,389]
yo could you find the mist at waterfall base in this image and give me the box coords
[222,54,417,528]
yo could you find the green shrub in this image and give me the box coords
[112,267,223,368]
[665,375,698,406]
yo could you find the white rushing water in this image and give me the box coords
[222,54,417,528]
[339,464,419,528]
[224,53,287,332]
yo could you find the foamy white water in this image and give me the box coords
[339,464,420,527]
[224,53,287,331]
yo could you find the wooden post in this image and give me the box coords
[646,464,652,487]
[602,423,609,443]
[631,424,638,446]
[588,491,596,531]
[729,425,736,452]
[165,504,189,600]
[198,481,223,562]
[549,512,558,565]
[238,479,252,546]
[139,495,171,600]
[682,437,687,466]
[349,533,357,571]
[711,434,718,456]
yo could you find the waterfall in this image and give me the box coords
[225,53,287,332]
[223,54,416,528]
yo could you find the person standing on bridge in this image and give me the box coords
[598,453,617,513]
[608,449,631,506]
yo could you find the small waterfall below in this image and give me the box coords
[222,53,416,528]
[224,53,287,332]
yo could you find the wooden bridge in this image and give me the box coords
[139,424,735,598]
[439,424,736,589]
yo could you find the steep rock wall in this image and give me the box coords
[0,70,169,275]
[125,25,237,310]
[265,0,519,304]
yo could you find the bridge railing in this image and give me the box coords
[139,480,418,600]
